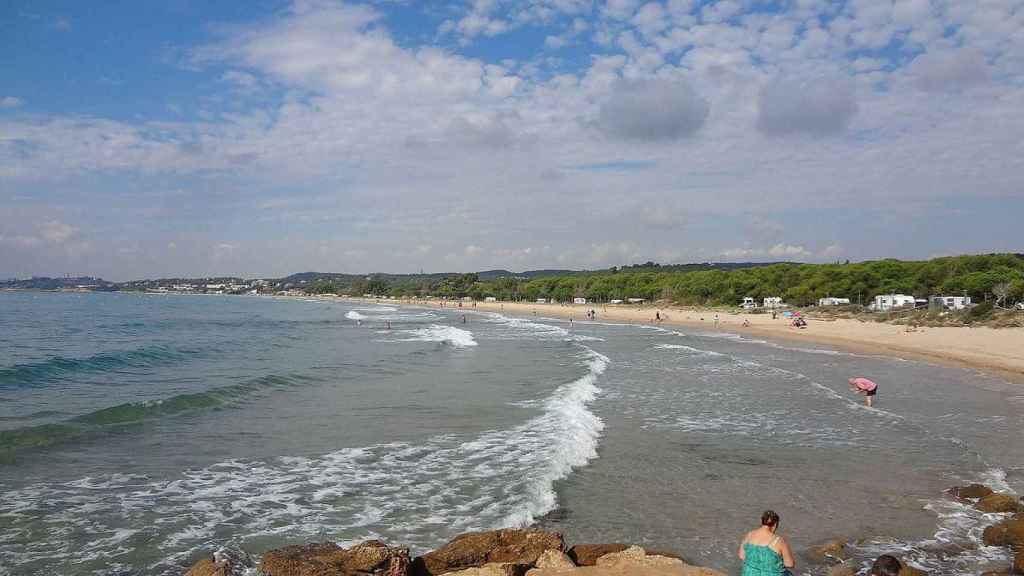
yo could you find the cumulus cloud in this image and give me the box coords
[721,244,812,260]
[757,76,858,136]
[39,220,78,244]
[909,48,989,92]
[596,77,709,141]
[446,114,519,148]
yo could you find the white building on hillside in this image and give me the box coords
[870,294,916,311]
[818,297,851,306]
[929,295,972,310]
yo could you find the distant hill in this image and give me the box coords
[0,276,116,291]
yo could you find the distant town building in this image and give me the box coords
[817,297,851,306]
[870,294,916,311]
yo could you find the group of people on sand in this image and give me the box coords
[740,510,904,576]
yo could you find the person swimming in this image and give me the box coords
[738,510,795,576]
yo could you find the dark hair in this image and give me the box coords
[761,510,780,527]
[870,555,902,576]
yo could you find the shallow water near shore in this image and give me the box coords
[0,292,1021,575]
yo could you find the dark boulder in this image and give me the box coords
[977,494,1023,514]
[949,484,994,500]
[982,518,1024,547]
[566,544,629,566]
[261,540,409,576]
[411,529,563,576]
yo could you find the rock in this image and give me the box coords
[534,551,575,571]
[977,494,1023,514]
[595,546,683,568]
[811,540,847,561]
[826,563,855,576]
[412,529,563,576]
[1014,547,1024,574]
[949,484,995,500]
[185,558,230,576]
[982,518,1024,547]
[261,540,410,576]
[185,548,253,576]
[442,563,531,576]
[566,544,629,566]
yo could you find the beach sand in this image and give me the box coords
[388,299,1024,383]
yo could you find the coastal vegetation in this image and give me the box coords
[5,254,1023,311]
[302,253,1024,308]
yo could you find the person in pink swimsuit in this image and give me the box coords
[848,377,878,407]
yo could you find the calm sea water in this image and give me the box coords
[0,292,1021,575]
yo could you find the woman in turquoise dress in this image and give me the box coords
[738,510,795,576]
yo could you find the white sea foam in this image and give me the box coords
[654,343,724,356]
[398,325,478,347]
[852,468,1017,574]
[345,311,367,321]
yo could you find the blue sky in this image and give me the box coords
[2,0,1023,280]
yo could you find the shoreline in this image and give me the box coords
[353,297,1024,384]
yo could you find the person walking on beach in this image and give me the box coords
[849,377,878,407]
[738,510,795,576]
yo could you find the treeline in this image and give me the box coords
[308,254,1024,307]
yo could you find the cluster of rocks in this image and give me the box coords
[808,540,926,576]
[184,529,724,576]
[951,483,1024,575]
[185,484,1024,576]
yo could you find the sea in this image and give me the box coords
[0,292,1021,576]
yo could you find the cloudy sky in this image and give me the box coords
[1,0,1022,280]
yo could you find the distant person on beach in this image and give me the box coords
[849,377,878,407]
[738,510,795,576]
[869,555,902,576]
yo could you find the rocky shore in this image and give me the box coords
[184,484,1024,576]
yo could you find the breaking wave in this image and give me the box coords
[394,325,478,348]
[0,348,608,573]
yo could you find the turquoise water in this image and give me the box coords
[0,292,1021,575]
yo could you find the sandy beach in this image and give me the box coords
[381,299,1024,383]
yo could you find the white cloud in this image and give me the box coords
[39,220,78,244]
[0,97,23,109]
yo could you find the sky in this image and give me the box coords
[1,0,1023,281]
